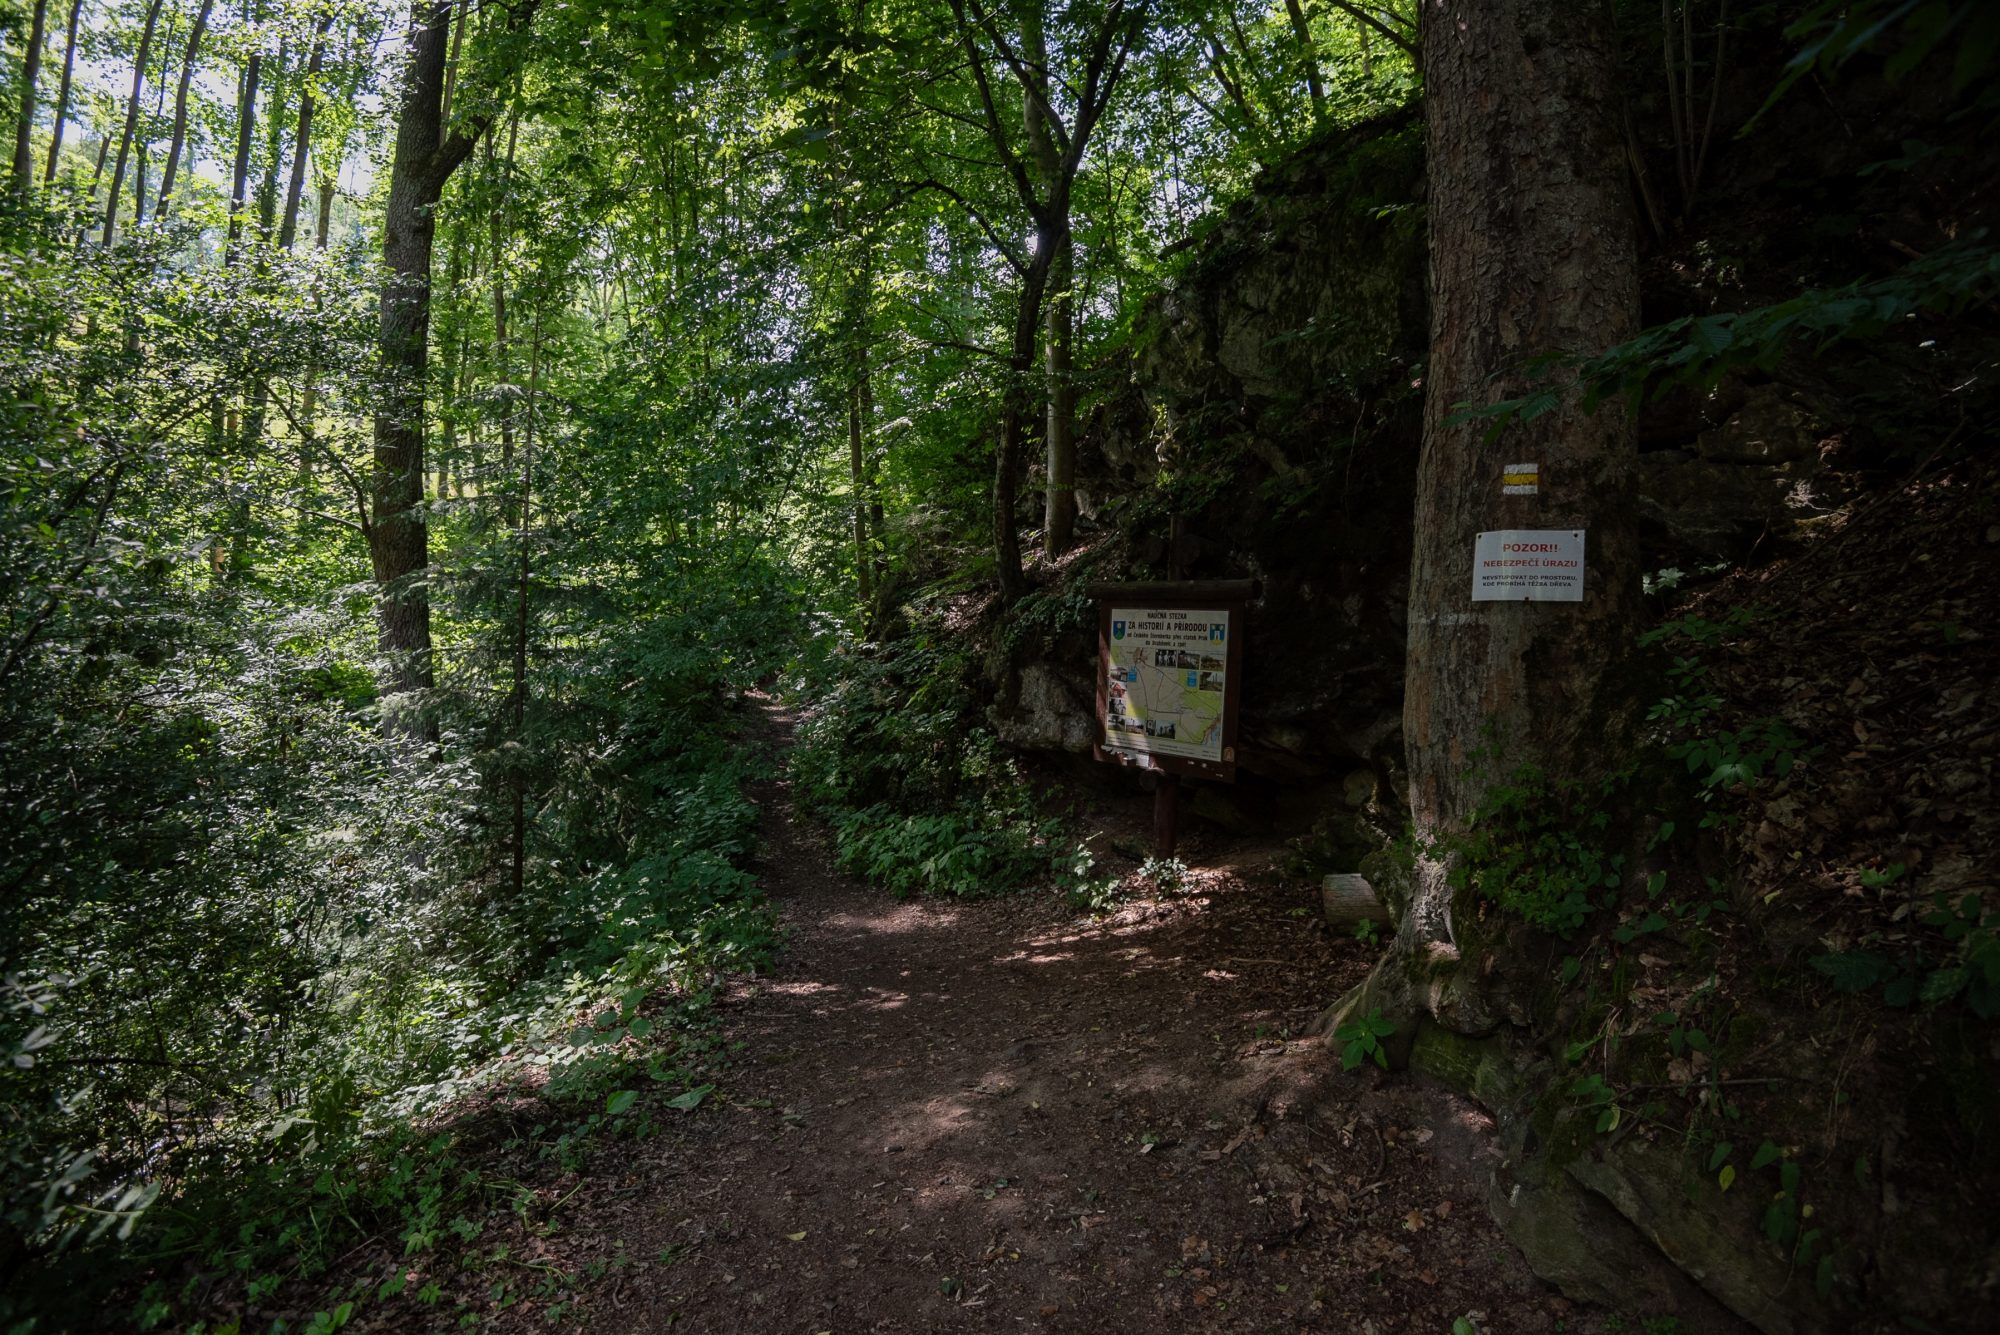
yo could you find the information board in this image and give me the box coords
[1093,581,1250,782]
[1472,529,1586,602]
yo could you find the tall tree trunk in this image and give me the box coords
[226,47,262,263]
[847,347,873,607]
[253,38,288,241]
[1023,8,1076,557]
[372,0,532,717]
[1282,0,1325,114]
[131,10,178,228]
[510,305,543,900]
[277,17,330,249]
[1358,0,1642,1034]
[953,0,1142,588]
[295,168,339,470]
[316,177,334,245]
[41,0,81,184]
[438,222,467,494]
[439,0,467,129]
[156,0,214,215]
[996,239,1054,603]
[489,99,520,473]
[11,0,50,194]
[101,0,166,246]
[1040,228,1075,554]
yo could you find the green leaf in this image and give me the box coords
[1919,966,1967,1005]
[1750,1141,1781,1171]
[606,1089,638,1116]
[665,1083,714,1111]
[1815,1254,1835,1299]
[1708,1141,1733,1172]
[1810,950,1894,993]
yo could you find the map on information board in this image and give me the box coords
[1102,607,1230,764]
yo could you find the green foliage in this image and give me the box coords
[1335,1008,1396,1072]
[1811,889,2000,1017]
[832,800,1057,900]
[1054,845,1123,915]
[1754,0,2000,122]
[796,628,1070,900]
[1137,856,1190,896]
[1456,238,2000,440]
[1640,614,1812,826]
[1450,766,1629,936]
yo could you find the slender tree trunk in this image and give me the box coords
[489,99,520,473]
[226,48,262,263]
[254,38,288,241]
[295,169,338,471]
[41,0,81,184]
[102,0,166,246]
[1357,0,1642,1034]
[438,223,467,493]
[510,305,544,902]
[1283,0,1325,114]
[277,17,330,249]
[1022,9,1076,557]
[155,0,214,215]
[439,0,467,129]
[847,349,873,607]
[11,0,50,194]
[865,363,884,588]
[1041,227,1075,554]
[997,239,1054,603]
[372,0,533,718]
[131,10,178,229]
[316,177,333,245]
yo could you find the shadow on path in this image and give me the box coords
[492,695,1584,1333]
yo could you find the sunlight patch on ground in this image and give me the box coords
[763,979,842,999]
[823,907,963,936]
[991,948,1077,967]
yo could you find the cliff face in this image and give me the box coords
[998,116,1431,805]
[997,106,1892,821]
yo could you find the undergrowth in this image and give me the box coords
[792,629,1072,900]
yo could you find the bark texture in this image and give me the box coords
[11,0,49,194]
[101,0,165,245]
[154,0,214,215]
[372,1,460,706]
[225,49,262,262]
[42,0,82,184]
[1392,0,1643,1031]
[371,0,537,715]
[278,19,332,250]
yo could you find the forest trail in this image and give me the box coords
[495,697,1584,1334]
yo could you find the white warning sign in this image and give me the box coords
[1472,529,1585,602]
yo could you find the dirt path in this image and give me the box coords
[501,699,1585,1333]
